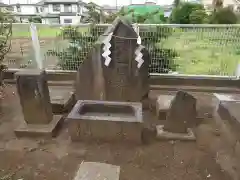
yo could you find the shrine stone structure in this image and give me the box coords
[68,18,150,143]
[15,69,63,137]
[75,18,150,102]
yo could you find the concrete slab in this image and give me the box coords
[156,95,175,120]
[213,93,240,102]
[218,101,240,138]
[15,115,63,138]
[156,125,196,141]
[73,162,120,180]
[49,86,75,113]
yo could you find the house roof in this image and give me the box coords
[10,4,42,6]
[36,0,84,5]
[0,2,9,7]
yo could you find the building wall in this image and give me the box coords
[13,5,38,15]
[60,15,81,24]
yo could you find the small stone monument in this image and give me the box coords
[156,91,197,141]
[14,24,63,137]
[75,18,150,103]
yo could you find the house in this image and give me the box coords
[10,3,43,22]
[2,0,103,24]
[0,2,14,12]
[39,0,88,24]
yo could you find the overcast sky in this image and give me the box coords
[3,0,174,6]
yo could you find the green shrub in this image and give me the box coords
[28,16,42,23]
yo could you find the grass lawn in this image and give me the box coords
[11,24,89,38]
[160,27,240,76]
[12,24,61,38]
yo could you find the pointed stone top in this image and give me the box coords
[97,17,138,44]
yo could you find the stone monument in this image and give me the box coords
[75,18,150,102]
[156,91,197,141]
[68,18,150,143]
[15,70,63,137]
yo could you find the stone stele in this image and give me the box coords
[163,91,197,134]
[75,17,150,103]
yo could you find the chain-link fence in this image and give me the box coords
[6,23,240,76]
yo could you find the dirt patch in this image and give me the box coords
[5,38,58,69]
[0,85,235,180]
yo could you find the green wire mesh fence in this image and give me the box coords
[5,23,240,76]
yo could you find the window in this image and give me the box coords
[64,18,72,24]
[53,4,60,12]
[64,4,72,12]
[40,7,44,12]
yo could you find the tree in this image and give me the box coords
[82,2,106,23]
[189,9,208,24]
[209,7,237,24]
[0,10,13,83]
[169,2,207,24]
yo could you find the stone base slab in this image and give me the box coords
[73,162,120,180]
[50,86,76,114]
[15,115,63,138]
[156,125,196,141]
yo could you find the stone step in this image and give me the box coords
[151,85,240,93]
[73,162,120,180]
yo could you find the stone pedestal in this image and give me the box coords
[67,100,143,144]
[15,69,63,137]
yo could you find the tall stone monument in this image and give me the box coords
[75,18,150,103]
[14,24,63,137]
